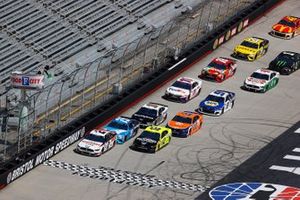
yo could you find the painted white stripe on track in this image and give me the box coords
[168,58,187,71]
[292,148,300,153]
[284,155,300,161]
[294,128,300,133]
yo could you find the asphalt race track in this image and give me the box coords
[1,0,300,199]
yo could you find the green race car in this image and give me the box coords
[131,126,172,153]
[243,68,279,93]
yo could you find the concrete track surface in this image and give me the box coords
[1,0,300,199]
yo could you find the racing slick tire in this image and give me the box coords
[231,100,235,108]
[221,108,225,114]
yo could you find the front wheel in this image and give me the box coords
[231,100,235,108]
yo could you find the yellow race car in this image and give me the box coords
[232,37,269,61]
[131,125,171,153]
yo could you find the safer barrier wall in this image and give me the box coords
[0,0,284,189]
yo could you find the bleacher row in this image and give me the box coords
[0,0,174,87]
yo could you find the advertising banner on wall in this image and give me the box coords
[10,72,44,90]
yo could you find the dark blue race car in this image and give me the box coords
[197,90,235,116]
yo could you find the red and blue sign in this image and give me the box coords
[209,182,300,199]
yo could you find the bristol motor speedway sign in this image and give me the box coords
[10,72,44,90]
[4,127,85,185]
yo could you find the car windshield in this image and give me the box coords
[241,41,258,49]
[107,121,128,130]
[136,107,157,117]
[172,81,191,90]
[172,115,192,124]
[279,19,295,27]
[84,134,106,143]
[140,131,160,141]
[206,95,224,103]
[208,61,226,70]
[251,72,269,80]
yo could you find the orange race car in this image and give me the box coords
[167,111,203,137]
[270,16,300,39]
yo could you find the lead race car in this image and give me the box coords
[232,37,269,61]
[104,116,140,144]
[199,57,237,82]
[269,51,300,75]
[132,102,168,127]
[197,90,235,116]
[243,68,279,93]
[75,129,116,156]
[164,77,202,102]
[270,16,300,39]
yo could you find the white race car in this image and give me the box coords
[243,68,279,93]
[75,129,116,156]
[164,77,202,102]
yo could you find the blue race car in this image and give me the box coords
[104,116,140,144]
[197,90,235,116]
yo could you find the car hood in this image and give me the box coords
[166,86,190,96]
[168,121,190,129]
[78,139,103,150]
[200,100,224,110]
[272,24,294,33]
[270,59,293,69]
[245,77,268,86]
[235,45,257,54]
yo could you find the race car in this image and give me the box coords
[270,16,300,39]
[164,77,202,102]
[232,37,269,61]
[75,129,116,156]
[197,90,235,116]
[199,57,237,82]
[131,125,172,153]
[243,68,279,93]
[167,111,203,137]
[132,102,168,127]
[269,51,300,75]
[104,116,140,144]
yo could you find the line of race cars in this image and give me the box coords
[74,15,300,156]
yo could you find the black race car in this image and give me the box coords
[132,102,168,128]
[269,51,300,75]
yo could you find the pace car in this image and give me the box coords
[232,37,269,61]
[269,51,300,75]
[270,16,300,39]
[243,68,279,93]
[164,77,202,102]
[132,102,168,127]
[197,90,235,116]
[167,111,203,137]
[75,129,116,156]
[199,57,237,82]
[104,116,140,144]
[131,125,172,153]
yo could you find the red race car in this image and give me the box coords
[270,16,300,39]
[199,57,237,82]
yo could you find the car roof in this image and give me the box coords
[244,37,264,44]
[177,77,197,84]
[89,129,111,137]
[114,117,131,124]
[145,126,166,134]
[143,102,163,110]
[212,57,233,65]
[281,51,297,56]
[210,90,231,97]
[283,16,299,22]
[255,68,273,75]
[176,111,198,118]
